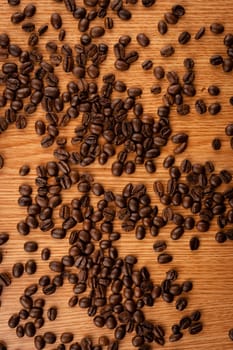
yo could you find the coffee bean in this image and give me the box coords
[34,335,46,350]
[158,253,173,264]
[8,0,20,5]
[169,332,183,342]
[51,13,62,29]
[16,324,24,338]
[43,332,56,344]
[178,31,191,44]
[210,55,223,65]
[24,321,36,337]
[182,280,193,292]
[190,236,200,250]
[24,241,38,252]
[212,138,221,150]
[210,22,224,34]
[136,33,150,47]
[225,123,233,136]
[208,85,220,96]
[0,272,11,286]
[90,26,105,38]
[195,99,207,114]
[208,102,221,115]
[153,66,165,79]
[8,314,20,328]
[47,307,57,321]
[215,231,227,243]
[153,240,167,252]
[164,12,178,24]
[25,259,37,274]
[61,332,74,343]
[12,262,24,278]
[160,45,175,57]
[11,11,25,23]
[195,26,205,40]
[24,4,36,17]
[158,20,168,35]
[22,22,35,32]
[0,233,9,245]
[41,248,51,261]
[189,322,203,335]
[228,328,233,341]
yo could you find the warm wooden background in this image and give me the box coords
[0,0,233,349]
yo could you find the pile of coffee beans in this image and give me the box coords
[0,0,233,348]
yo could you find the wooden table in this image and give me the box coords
[0,0,233,349]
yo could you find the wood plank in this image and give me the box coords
[0,0,233,349]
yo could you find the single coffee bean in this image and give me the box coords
[189,236,200,250]
[34,335,46,350]
[189,322,203,335]
[12,262,24,278]
[182,280,193,292]
[41,247,51,260]
[158,20,168,35]
[0,233,9,245]
[25,259,37,274]
[47,307,57,321]
[176,297,188,311]
[24,322,36,337]
[210,22,224,34]
[195,99,207,114]
[164,12,178,24]
[8,314,20,328]
[158,253,173,264]
[195,26,205,40]
[215,231,227,243]
[160,45,175,57]
[210,55,223,65]
[24,4,36,17]
[153,240,167,252]
[136,33,150,47]
[208,85,220,96]
[228,328,233,341]
[90,26,105,38]
[0,272,11,286]
[8,0,20,5]
[154,66,165,79]
[51,13,62,29]
[212,138,221,150]
[16,324,24,338]
[178,31,191,44]
[61,332,74,343]
[208,102,221,115]
[43,332,56,344]
[24,241,38,252]
[0,155,4,169]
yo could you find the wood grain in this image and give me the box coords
[0,0,233,349]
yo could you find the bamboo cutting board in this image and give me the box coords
[0,0,233,349]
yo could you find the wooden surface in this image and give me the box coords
[0,0,233,349]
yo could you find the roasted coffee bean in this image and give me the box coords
[169,332,183,342]
[228,328,233,341]
[44,331,56,344]
[215,231,227,243]
[212,138,221,150]
[182,280,193,292]
[47,307,57,321]
[0,233,9,245]
[34,335,46,350]
[11,11,25,24]
[195,26,205,40]
[8,314,20,328]
[16,324,24,338]
[210,55,223,65]
[160,45,175,57]
[176,297,188,311]
[22,22,35,32]
[195,99,207,114]
[41,247,51,261]
[25,259,37,274]
[90,26,105,38]
[158,20,168,35]
[24,4,36,17]
[189,322,203,334]
[136,33,150,47]
[12,263,24,278]
[0,272,11,286]
[24,241,38,252]
[24,322,36,337]
[8,0,20,5]
[164,12,178,24]
[208,102,221,115]
[51,13,62,29]
[153,66,165,79]
[189,236,200,250]
[153,240,167,252]
[178,31,191,44]
[61,332,74,343]
[225,123,233,136]
[208,85,220,96]
[210,22,224,34]
[158,253,173,264]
